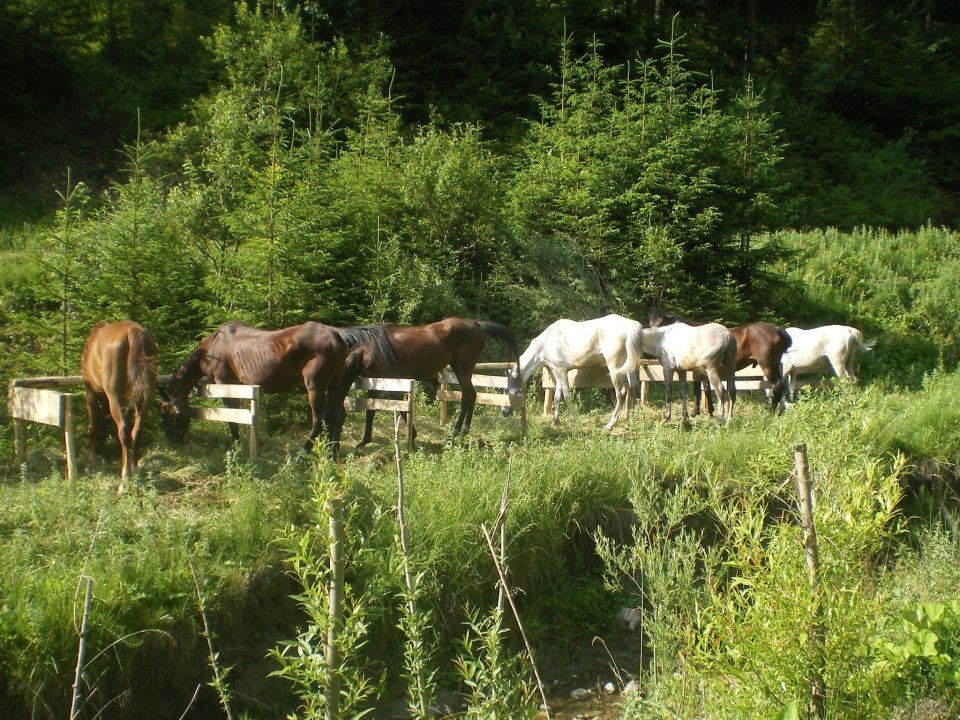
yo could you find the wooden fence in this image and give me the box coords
[344,377,417,450]
[8,379,78,479]
[437,362,526,432]
[190,383,261,460]
[7,375,262,469]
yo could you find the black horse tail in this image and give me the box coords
[336,324,397,366]
[779,327,793,351]
[477,320,520,363]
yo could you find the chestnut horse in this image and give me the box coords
[160,321,391,459]
[649,310,792,414]
[337,317,519,446]
[81,320,158,486]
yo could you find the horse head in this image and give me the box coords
[505,362,524,403]
[158,387,191,443]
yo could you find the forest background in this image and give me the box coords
[1,0,960,379]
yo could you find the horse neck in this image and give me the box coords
[517,343,544,383]
[168,345,207,400]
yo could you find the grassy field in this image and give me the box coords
[1,376,960,719]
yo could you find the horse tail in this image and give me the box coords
[855,330,876,352]
[614,323,645,377]
[476,321,519,363]
[336,325,398,367]
[127,326,158,409]
[779,327,792,351]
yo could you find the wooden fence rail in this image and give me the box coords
[344,377,416,451]
[8,381,77,479]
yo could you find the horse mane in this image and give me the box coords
[336,325,398,367]
[476,320,520,362]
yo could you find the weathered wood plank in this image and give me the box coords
[8,386,65,426]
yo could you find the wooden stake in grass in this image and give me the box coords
[69,576,93,720]
[189,557,235,720]
[394,412,431,718]
[794,442,826,720]
[327,476,346,720]
[481,524,550,719]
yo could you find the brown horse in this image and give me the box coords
[160,321,391,459]
[649,310,792,414]
[81,320,158,485]
[336,317,519,446]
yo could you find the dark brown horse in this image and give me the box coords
[649,310,792,414]
[160,321,391,459]
[336,317,519,446]
[81,320,158,485]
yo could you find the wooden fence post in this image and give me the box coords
[62,393,77,481]
[249,386,260,462]
[794,442,826,719]
[326,479,345,720]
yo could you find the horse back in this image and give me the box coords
[82,320,158,405]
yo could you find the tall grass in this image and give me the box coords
[1,375,960,717]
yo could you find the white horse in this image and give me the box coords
[635,322,738,425]
[779,325,875,403]
[508,314,644,430]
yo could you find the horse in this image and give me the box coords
[507,314,644,430]
[635,321,737,425]
[159,321,391,460]
[648,310,792,415]
[337,317,519,446]
[779,325,875,404]
[81,320,158,487]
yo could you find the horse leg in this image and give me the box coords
[761,360,787,413]
[357,409,376,447]
[705,368,728,425]
[130,401,147,474]
[662,367,673,422]
[84,388,105,469]
[303,385,328,455]
[605,372,627,431]
[677,370,690,424]
[454,383,477,435]
[558,375,576,425]
[326,393,345,462]
[106,396,134,484]
[690,380,702,417]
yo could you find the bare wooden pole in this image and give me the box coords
[794,442,826,719]
[189,558,235,720]
[69,576,93,720]
[495,456,512,615]
[326,475,345,720]
[481,524,550,719]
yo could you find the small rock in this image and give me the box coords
[603,681,616,694]
[570,687,591,700]
[623,679,640,694]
